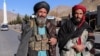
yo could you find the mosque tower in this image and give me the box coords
[3,0,8,24]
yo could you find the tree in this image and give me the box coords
[23,14,30,21]
[9,14,30,25]
[16,14,22,24]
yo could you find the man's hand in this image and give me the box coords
[73,44,85,52]
[49,37,57,45]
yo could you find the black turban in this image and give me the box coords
[33,1,50,14]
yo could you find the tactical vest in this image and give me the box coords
[29,18,49,51]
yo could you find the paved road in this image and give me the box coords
[0,29,20,56]
[94,32,100,55]
[95,32,100,43]
[0,28,100,56]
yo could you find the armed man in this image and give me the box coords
[16,1,57,56]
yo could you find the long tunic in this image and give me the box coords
[58,19,95,56]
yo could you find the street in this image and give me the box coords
[95,32,100,43]
[0,28,100,56]
[0,29,20,56]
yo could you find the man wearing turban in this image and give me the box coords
[16,1,57,56]
[58,5,95,56]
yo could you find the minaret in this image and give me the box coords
[3,0,8,24]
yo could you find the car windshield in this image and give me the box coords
[1,25,8,28]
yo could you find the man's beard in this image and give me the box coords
[36,16,47,27]
[72,17,82,25]
[75,18,82,22]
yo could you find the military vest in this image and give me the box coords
[29,18,49,51]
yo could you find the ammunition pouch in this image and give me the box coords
[29,34,49,51]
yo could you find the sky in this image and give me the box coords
[0,0,82,15]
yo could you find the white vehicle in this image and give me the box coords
[0,24,9,31]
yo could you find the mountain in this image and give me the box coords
[80,0,100,11]
[0,0,99,23]
[48,5,71,17]
[49,0,100,17]
[0,9,20,24]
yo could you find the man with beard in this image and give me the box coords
[58,5,95,56]
[16,1,57,56]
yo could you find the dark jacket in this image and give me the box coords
[16,18,57,56]
[58,19,95,53]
